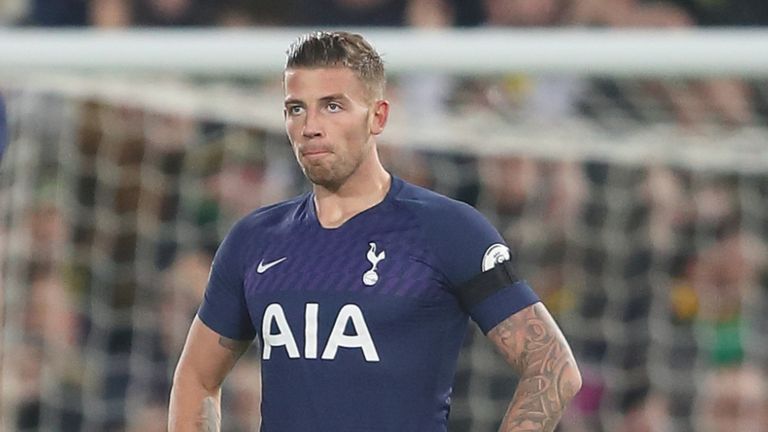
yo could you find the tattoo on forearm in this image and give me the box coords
[217,336,250,360]
[489,303,580,432]
[198,396,220,432]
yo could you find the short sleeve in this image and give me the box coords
[197,220,257,340]
[412,197,539,334]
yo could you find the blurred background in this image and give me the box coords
[1,1,768,431]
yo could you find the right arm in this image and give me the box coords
[169,316,252,432]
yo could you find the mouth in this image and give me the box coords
[300,148,332,160]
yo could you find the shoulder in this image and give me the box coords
[391,178,506,286]
[215,193,309,259]
[231,193,309,236]
[393,180,486,228]
[393,180,496,240]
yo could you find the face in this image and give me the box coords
[283,67,386,190]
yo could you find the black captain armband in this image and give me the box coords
[456,261,520,313]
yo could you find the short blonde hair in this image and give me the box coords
[285,31,386,99]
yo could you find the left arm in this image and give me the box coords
[487,302,582,432]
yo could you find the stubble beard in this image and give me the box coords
[301,151,364,192]
[297,116,372,192]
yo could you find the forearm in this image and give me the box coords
[498,362,581,432]
[169,318,252,432]
[489,303,582,432]
[168,373,222,432]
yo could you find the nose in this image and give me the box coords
[302,109,323,139]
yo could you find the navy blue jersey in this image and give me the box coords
[198,175,539,432]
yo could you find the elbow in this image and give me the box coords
[171,361,221,395]
[170,364,195,397]
[562,356,583,404]
[171,358,193,390]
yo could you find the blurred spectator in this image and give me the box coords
[642,166,687,253]
[690,229,766,322]
[225,356,263,431]
[398,0,457,128]
[200,128,295,219]
[89,0,130,26]
[8,262,84,431]
[12,0,768,27]
[477,0,588,124]
[449,0,485,26]
[378,146,434,189]
[132,0,210,26]
[16,0,487,27]
[406,0,453,27]
[564,0,692,27]
[560,365,604,432]
[478,156,586,315]
[159,250,212,358]
[686,228,767,367]
[484,0,566,26]
[24,0,88,26]
[563,0,756,128]
[479,156,539,223]
[127,402,167,432]
[25,265,80,351]
[667,0,768,26]
[617,392,670,432]
[214,0,292,26]
[479,156,586,231]
[25,202,65,262]
[89,0,209,26]
[693,364,768,432]
[8,342,44,431]
[88,0,288,27]
[206,160,270,218]
[297,0,406,26]
[0,0,25,25]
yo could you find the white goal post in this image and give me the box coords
[2,29,768,173]
[1,28,768,77]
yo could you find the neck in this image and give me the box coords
[313,148,391,229]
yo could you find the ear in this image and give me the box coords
[369,99,390,136]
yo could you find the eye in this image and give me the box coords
[327,102,342,112]
[287,105,304,116]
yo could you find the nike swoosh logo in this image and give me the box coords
[257,257,287,274]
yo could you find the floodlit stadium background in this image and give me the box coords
[2,1,768,431]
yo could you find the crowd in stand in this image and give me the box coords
[5,100,768,431]
[3,0,767,27]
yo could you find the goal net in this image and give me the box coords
[2,29,768,432]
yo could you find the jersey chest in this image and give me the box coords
[242,224,460,362]
[243,220,444,298]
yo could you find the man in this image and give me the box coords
[169,31,581,432]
